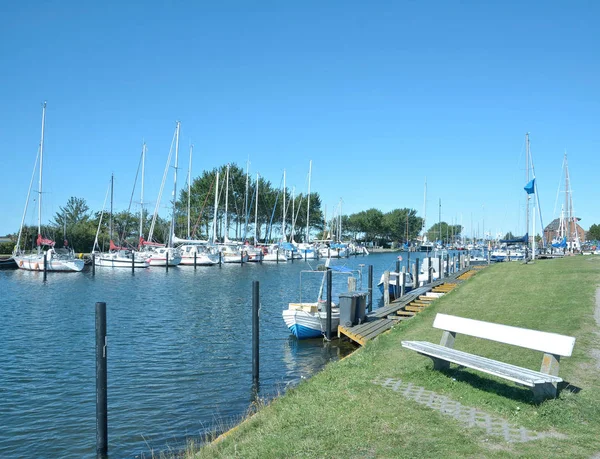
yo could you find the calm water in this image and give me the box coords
[0,251,442,458]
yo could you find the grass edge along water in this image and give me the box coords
[189,256,600,458]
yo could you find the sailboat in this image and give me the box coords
[13,102,85,272]
[174,144,219,266]
[92,175,150,268]
[141,123,182,266]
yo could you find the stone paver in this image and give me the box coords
[373,377,567,443]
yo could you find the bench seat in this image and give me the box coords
[402,340,563,387]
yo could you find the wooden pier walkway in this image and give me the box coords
[338,265,485,346]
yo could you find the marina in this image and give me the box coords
[0,250,450,458]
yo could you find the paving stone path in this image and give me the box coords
[373,377,567,443]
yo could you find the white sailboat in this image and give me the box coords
[13,102,85,272]
[141,123,183,266]
[174,144,220,266]
[92,175,150,268]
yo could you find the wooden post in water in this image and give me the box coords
[415,258,420,287]
[194,252,197,269]
[219,251,222,266]
[445,254,449,277]
[95,302,108,457]
[395,260,401,300]
[131,252,134,274]
[166,253,169,272]
[92,253,96,276]
[427,257,432,284]
[401,266,406,297]
[252,281,259,386]
[328,247,330,259]
[276,248,279,264]
[348,276,356,292]
[43,251,47,281]
[367,265,373,312]
[383,271,390,305]
[326,269,332,341]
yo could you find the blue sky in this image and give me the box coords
[1,1,598,239]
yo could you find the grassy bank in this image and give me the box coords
[191,256,600,458]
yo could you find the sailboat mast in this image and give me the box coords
[224,164,230,241]
[170,121,180,247]
[306,160,312,242]
[291,187,295,242]
[422,177,427,241]
[525,133,530,252]
[439,198,441,243]
[110,174,114,241]
[212,172,219,244]
[244,159,249,240]
[254,173,259,244]
[37,101,46,252]
[187,144,193,239]
[139,142,146,240]
[282,169,286,242]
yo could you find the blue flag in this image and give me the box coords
[524,178,535,194]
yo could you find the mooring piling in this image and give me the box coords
[95,302,108,457]
[252,281,259,386]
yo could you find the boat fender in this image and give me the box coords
[19,260,23,267]
[34,263,39,270]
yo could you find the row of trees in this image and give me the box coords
[2,162,492,253]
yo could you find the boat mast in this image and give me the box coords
[422,177,427,242]
[282,169,286,242]
[338,199,342,242]
[169,121,180,248]
[187,143,193,239]
[525,133,530,254]
[37,101,47,254]
[254,173,259,244]
[212,171,219,244]
[139,142,146,240]
[306,160,312,243]
[291,187,296,243]
[244,159,249,241]
[224,163,230,242]
[110,173,114,242]
[438,198,441,243]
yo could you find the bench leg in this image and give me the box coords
[427,356,450,371]
[532,382,557,403]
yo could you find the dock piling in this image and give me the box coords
[326,269,332,341]
[415,258,420,287]
[43,252,47,281]
[401,266,406,297]
[95,302,108,458]
[166,253,169,271]
[395,260,401,299]
[194,252,197,269]
[367,265,373,312]
[252,281,259,386]
[92,253,96,276]
[383,271,390,305]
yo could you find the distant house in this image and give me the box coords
[0,236,12,244]
[543,218,586,243]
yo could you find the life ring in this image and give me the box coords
[19,260,23,267]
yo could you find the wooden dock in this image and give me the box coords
[338,265,485,346]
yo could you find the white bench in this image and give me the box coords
[401,313,576,402]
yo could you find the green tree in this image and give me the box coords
[587,224,600,241]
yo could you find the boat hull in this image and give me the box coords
[93,254,149,268]
[282,306,340,339]
[14,254,85,272]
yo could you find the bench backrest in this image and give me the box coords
[433,313,575,357]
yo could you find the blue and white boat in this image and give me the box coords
[282,301,339,339]
[377,271,414,300]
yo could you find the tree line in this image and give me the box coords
[1,162,471,253]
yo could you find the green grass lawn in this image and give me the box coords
[192,256,600,458]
